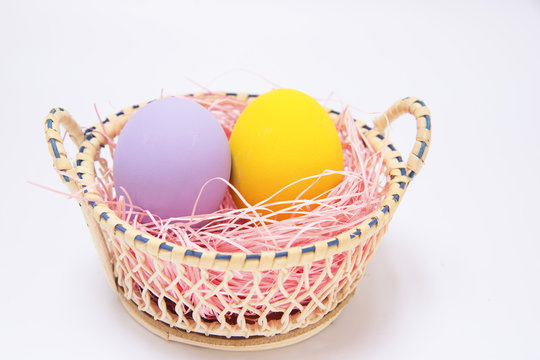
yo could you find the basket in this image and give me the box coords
[44,92,431,351]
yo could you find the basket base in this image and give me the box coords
[119,291,355,351]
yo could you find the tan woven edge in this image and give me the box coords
[119,288,355,351]
[373,97,432,177]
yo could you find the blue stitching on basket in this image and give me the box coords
[226,92,237,96]
[49,108,56,114]
[302,245,316,254]
[275,251,288,258]
[159,243,173,251]
[76,159,83,166]
[79,146,86,152]
[46,119,53,128]
[77,172,83,179]
[116,111,124,116]
[363,124,372,130]
[60,170,70,182]
[103,118,110,124]
[86,134,95,141]
[395,156,403,162]
[409,171,416,179]
[393,194,400,202]
[246,254,261,260]
[185,250,202,258]
[50,138,69,183]
[399,182,406,189]
[133,104,140,109]
[400,168,406,176]
[349,229,361,239]
[376,134,384,140]
[115,224,126,233]
[49,138,60,158]
[388,144,396,151]
[100,212,109,220]
[369,218,378,227]
[327,238,339,247]
[382,205,389,213]
[135,235,149,243]
[415,100,426,106]
[88,201,96,208]
[84,126,95,135]
[417,141,426,159]
[216,254,232,260]
[425,115,431,130]
[330,110,340,115]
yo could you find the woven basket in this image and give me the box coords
[44,93,431,351]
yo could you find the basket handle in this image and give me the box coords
[44,108,118,292]
[372,97,432,179]
[44,108,85,192]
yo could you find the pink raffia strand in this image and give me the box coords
[50,92,388,321]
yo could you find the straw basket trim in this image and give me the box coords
[44,93,431,273]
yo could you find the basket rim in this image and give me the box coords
[45,92,431,271]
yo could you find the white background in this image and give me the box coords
[1,0,539,359]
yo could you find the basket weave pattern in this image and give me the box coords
[107,223,386,337]
[44,92,431,342]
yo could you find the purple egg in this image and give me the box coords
[113,97,231,221]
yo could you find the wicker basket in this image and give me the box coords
[44,93,431,351]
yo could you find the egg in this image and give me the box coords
[113,97,231,221]
[229,88,344,218]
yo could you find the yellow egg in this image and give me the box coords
[229,88,344,219]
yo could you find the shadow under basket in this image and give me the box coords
[44,93,431,351]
